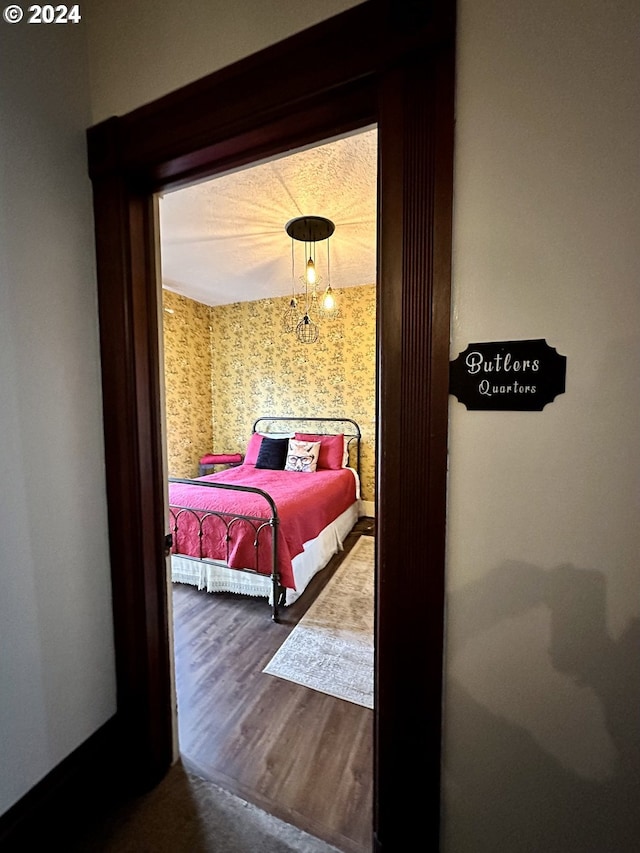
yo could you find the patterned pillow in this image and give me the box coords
[284,439,321,473]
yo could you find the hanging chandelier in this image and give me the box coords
[283,215,339,343]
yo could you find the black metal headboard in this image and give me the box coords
[252,416,361,477]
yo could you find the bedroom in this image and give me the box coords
[158,126,377,853]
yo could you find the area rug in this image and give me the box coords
[263,535,374,708]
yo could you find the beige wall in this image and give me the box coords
[0,24,114,815]
[162,290,214,478]
[443,1,640,850]
[85,0,363,123]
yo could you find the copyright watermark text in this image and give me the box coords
[3,4,82,24]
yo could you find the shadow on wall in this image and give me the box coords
[442,560,640,853]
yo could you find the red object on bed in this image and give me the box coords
[294,432,345,469]
[168,465,357,590]
[242,433,264,465]
[199,453,244,465]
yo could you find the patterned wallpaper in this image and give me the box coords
[162,284,376,502]
[162,290,213,478]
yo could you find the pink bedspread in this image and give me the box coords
[168,466,357,589]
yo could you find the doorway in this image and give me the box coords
[158,128,378,851]
[86,4,455,849]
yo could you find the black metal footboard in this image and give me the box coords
[168,479,284,622]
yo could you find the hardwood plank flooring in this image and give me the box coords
[171,519,375,853]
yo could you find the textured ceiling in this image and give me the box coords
[159,127,377,307]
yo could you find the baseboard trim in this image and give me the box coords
[359,499,375,517]
[0,714,122,849]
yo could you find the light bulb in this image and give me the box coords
[322,285,335,311]
[306,257,316,285]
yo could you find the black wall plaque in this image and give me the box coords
[449,339,566,411]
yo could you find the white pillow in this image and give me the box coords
[259,431,294,439]
[284,439,321,473]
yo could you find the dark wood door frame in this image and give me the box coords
[87,2,455,850]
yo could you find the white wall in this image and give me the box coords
[0,25,115,815]
[444,1,640,850]
[82,1,640,850]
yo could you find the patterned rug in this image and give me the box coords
[263,535,374,708]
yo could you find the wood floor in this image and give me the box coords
[171,518,375,853]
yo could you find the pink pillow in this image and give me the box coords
[294,433,344,470]
[243,433,263,465]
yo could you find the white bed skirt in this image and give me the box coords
[171,501,359,605]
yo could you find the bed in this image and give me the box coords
[169,417,362,621]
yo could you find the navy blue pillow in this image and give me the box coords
[255,436,289,470]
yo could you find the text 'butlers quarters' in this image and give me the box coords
[449,339,567,411]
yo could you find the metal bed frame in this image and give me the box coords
[169,416,362,622]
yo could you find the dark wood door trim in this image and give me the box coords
[87,2,455,848]
[375,45,455,849]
